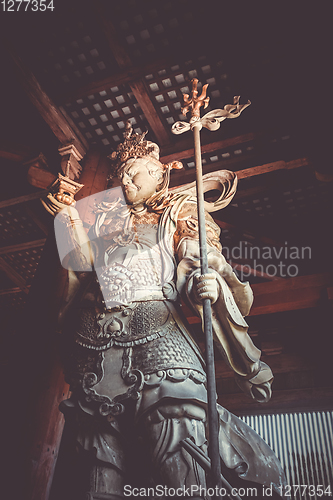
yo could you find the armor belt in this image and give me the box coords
[76,301,206,412]
[74,300,204,373]
[75,299,172,350]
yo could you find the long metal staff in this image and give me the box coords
[172,79,250,499]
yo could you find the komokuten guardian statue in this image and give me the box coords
[43,123,286,500]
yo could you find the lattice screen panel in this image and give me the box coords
[281,182,332,221]
[110,0,192,63]
[0,290,27,313]
[231,194,278,219]
[229,180,328,224]
[1,247,43,285]
[0,207,46,247]
[64,83,157,151]
[230,178,332,225]
[18,4,120,98]
[143,57,235,128]
[0,270,16,290]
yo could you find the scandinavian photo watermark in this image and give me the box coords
[222,241,312,279]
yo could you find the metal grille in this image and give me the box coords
[143,57,233,127]
[241,412,333,500]
[0,207,46,246]
[1,247,43,284]
[64,83,156,150]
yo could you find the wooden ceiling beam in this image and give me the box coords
[0,190,48,209]
[250,273,332,316]
[25,156,311,202]
[236,158,309,180]
[161,132,260,163]
[0,286,30,295]
[4,39,88,158]
[0,238,46,255]
[130,79,170,146]
[170,157,310,190]
[252,273,331,296]
[170,157,310,188]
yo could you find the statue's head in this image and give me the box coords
[109,122,182,208]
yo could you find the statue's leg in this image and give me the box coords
[86,459,125,500]
[139,402,208,500]
[71,416,126,500]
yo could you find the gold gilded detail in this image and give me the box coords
[108,121,155,169]
[181,78,210,118]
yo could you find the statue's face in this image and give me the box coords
[119,157,163,206]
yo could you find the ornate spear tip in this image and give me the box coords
[181,79,210,118]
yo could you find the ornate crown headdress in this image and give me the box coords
[109,122,156,167]
[108,121,182,176]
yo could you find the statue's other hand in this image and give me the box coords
[194,273,219,304]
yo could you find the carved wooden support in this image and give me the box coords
[26,153,55,190]
[58,143,83,180]
[24,152,49,170]
[26,144,84,207]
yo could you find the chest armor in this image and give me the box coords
[92,209,174,308]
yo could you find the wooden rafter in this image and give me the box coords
[170,157,310,190]
[250,273,332,316]
[0,286,30,295]
[0,238,46,255]
[160,132,261,163]
[252,273,331,296]
[236,158,309,180]
[130,79,171,146]
[25,155,311,197]
[0,190,49,209]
